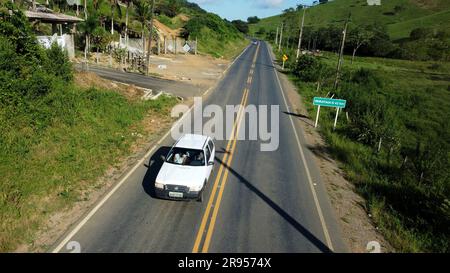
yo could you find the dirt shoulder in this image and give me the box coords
[75,52,231,92]
[275,62,394,253]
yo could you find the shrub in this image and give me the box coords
[293,55,329,83]
[43,43,73,82]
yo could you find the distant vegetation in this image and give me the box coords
[251,0,450,62]
[0,3,177,251]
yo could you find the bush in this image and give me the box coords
[410,27,432,40]
[247,16,260,24]
[293,55,329,82]
[0,3,73,106]
[43,43,73,82]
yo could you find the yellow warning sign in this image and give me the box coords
[282,54,288,62]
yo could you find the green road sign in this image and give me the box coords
[313,97,346,108]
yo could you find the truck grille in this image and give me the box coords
[165,184,189,193]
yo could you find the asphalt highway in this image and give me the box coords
[76,64,203,98]
[54,41,347,253]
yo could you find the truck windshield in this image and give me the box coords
[166,148,205,166]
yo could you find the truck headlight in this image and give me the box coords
[155,182,164,189]
[191,183,203,192]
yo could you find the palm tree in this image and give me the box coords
[80,12,99,61]
[133,0,151,55]
[109,0,122,35]
[119,0,133,49]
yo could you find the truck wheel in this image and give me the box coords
[197,191,203,202]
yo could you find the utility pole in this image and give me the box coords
[83,0,88,62]
[146,0,155,76]
[296,7,307,62]
[278,23,283,51]
[333,13,351,90]
[275,26,279,45]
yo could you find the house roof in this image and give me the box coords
[25,10,84,24]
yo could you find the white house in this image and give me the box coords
[367,0,381,5]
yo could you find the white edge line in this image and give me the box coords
[52,103,194,253]
[51,42,251,253]
[264,42,334,251]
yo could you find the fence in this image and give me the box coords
[118,35,197,56]
[37,34,75,59]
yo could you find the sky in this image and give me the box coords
[189,0,315,21]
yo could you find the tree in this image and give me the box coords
[349,25,374,64]
[410,27,431,41]
[109,0,122,35]
[79,12,99,60]
[231,20,249,34]
[133,0,151,55]
[120,0,133,48]
[366,24,395,57]
[91,27,111,63]
[256,27,266,36]
[247,16,260,24]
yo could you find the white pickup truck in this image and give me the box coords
[154,134,215,202]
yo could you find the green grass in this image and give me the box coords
[0,87,177,251]
[280,47,450,252]
[197,28,249,59]
[388,9,450,40]
[157,14,186,30]
[249,0,450,40]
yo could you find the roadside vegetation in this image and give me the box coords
[272,43,450,251]
[0,4,177,251]
[255,0,449,252]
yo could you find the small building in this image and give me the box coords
[25,9,83,59]
[367,0,381,6]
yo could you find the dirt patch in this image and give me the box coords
[147,54,230,89]
[278,70,394,253]
[410,0,440,10]
[75,50,231,92]
[154,19,182,38]
[177,14,189,22]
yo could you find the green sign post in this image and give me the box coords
[313,97,347,129]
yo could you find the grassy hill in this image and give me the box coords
[250,0,450,40]
[152,0,248,58]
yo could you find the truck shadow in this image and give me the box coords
[142,146,171,198]
[214,156,334,253]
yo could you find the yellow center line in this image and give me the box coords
[192,43,259,253]
[201,88,249,253]
[192,88,248,253]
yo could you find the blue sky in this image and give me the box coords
[190,0,315,21]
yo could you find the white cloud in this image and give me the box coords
[257,0,285,9]
[191,0,285,9]
[190,0,221,4]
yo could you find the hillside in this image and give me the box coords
[151,0,248,58]
[250,0,450,40]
